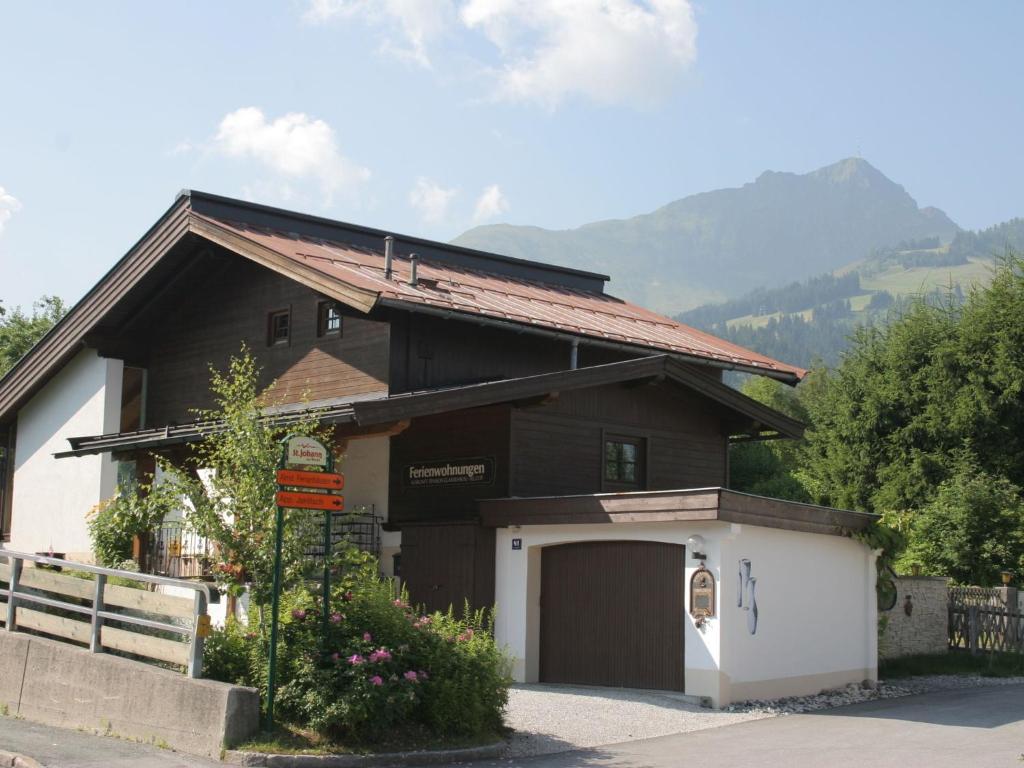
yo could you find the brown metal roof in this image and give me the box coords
[192,213,806,381]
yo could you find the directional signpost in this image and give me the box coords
[266,434,344,729]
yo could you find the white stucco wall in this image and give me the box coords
[7,350,123,560]
[339,436,398,575]
[494,521,731,700]
[719,524,878,704]
[493,519,876,707]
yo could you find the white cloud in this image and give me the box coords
[461,0,698,108]
[0,187,22,235]
[409,177,457,223]
[303,0,455,68]
[213,107,370,202]
[473,184,508,222]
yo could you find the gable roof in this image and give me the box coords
[0,191,805,424]
[57,355,802,458]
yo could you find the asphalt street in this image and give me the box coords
[0,684,1021,767]
[467,684,1024,768]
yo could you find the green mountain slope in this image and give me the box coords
[453,158,959,313]
[677,220,1024,368]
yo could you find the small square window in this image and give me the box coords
[268,310,290,346]
[604,436,645,489]
[318,301,343,338]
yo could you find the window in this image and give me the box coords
[268,310,290,346]
[604,435,645,489]
[318,301,343,338]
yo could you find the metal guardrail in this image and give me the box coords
[0,550,210,677]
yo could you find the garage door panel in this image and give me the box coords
[540,540,685,691]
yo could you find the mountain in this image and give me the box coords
[676,219,1024,369]
[452,158,960,313]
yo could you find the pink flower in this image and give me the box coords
[348,654,365,665]
[370,675,383,686]
[369,648,392,663]
[403,670,418,682]
[329,612,344,624]
[363,631,373,643]
[331,652,340,662]
[291,608,306,620]
[392,599,404,607]
[417,670,429,680]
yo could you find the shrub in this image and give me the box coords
[87,480,181,567]
[203,618,257,686]
[207,556,512,744]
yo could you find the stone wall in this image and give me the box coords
[879,576,950,659]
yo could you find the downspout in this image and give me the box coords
[569,339,579,370]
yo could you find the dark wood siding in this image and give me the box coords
[388,405,511,526]
[143,255,388,425]
[510,381,727,497]
[400,524,495,613]
[540,541,685,690]
[385,310,630,393]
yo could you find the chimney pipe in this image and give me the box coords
[384,236,394,280]
[408,254,419,286]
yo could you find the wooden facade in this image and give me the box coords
[0,191,808,618]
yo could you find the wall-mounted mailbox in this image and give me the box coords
[690,566,715,620]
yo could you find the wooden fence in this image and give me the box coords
[0,550,210,677]
[949,586,1023,654]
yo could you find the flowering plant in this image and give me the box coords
[218,553,511,743]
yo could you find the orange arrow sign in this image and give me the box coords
[276,469,345,490]
[275,491,345,511]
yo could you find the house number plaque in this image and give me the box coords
[690,566,715,620]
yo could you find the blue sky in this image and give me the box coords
[1,1,1022,311]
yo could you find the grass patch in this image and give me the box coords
[880,652,1024,679]
[236,722,505,756]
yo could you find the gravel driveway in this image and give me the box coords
[502,684,769,757]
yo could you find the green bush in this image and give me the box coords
[205,558,511,744]
[87,479,182,567]
[203,618,257,686]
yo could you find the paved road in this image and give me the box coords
[0,717,220,768]
[1,684,1021,767]
[471,684,1024,768]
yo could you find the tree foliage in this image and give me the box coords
[899,457,1024,585]
[728,376,811,502]
[0,296,66,375]
[165,347,329,613]
[796,255,1024,583]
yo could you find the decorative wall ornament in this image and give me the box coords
[690,566,716,624]
[738,558,759,635]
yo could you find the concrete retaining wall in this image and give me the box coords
[879,576,949,659]
[0,631,258,758]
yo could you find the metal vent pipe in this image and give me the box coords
[384,236,394,279]
[408,254,419,286]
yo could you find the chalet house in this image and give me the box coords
[0,191,878,706]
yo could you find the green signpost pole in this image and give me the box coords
[265,435,342,732]
[265,498,285,730]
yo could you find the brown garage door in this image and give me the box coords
[540,540,685,691]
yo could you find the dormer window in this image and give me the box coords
[268,309,290,346]
[318,301,343,338]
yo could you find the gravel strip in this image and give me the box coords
[722,674,1024,715]
[503,675,1024,758]
[502,685,770,757]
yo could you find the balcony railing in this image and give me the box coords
[144,521,214,579]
